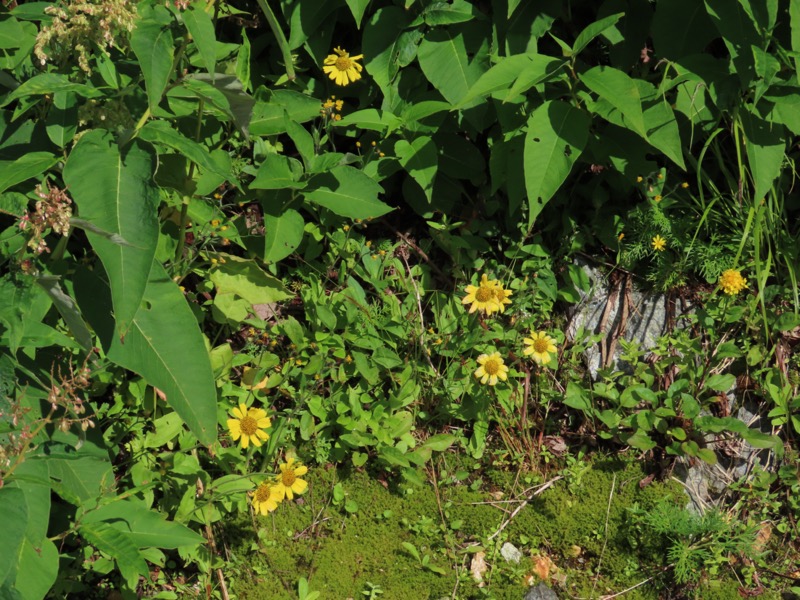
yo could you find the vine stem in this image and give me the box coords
[255,0,295,81]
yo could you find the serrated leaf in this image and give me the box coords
[63,130,159,336]
[524,100,590,227]
[304,165,392,219]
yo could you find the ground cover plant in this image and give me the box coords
[1,0,800,598]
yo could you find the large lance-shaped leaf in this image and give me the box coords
[0,488,27,586]
[580,66,646,138]
[524,101,590,228]
[138,120,231,181]
[182,4,216,79]
[304,166,392,219]
[0,153,59,195]
[263,208,304,263]
[395,136,438,202]
[75,262,217,445]
[130,4,174,111]
[63,130,159,336]
[740,107,785,202]
[75,263,217,446]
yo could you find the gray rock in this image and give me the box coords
[500,542,522,564]
[523,583,559,600]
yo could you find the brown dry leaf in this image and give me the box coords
[532,554,556,582]
[488,490,504,501]
[753,522,772,553]
[470,551,488,585]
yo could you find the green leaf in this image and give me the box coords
[181,74,255,138]
[0,192,28,217]
[286,0,338,50]
[362,7,412,92]
[209,254,293,307]
[41,452,114,506]
[250,154,305,190]
[417,28,486,107]
[344,0,370,28]
[263,208,304,263]
[75,263,219,446]
[138,120,231,182]
[10,539,58,600]
[183,5,216,78]
[304,165,392,219]
[130,4,175,111]
[79,522,148,589]
[0,152,58,195]
[740,106,785,202]
[284,114,315,169]
[34,275,93,352]
[0,488,28,585]
[249,90,323,135]
[581,66,646,138]
[652,0,715,58]
[63,130,159,336]
[704,0,759,87]
[458,53,554,105]
[524,100,590,227]
[625,429,657,451]
[642,96,685,169]
[395,136,437,202]
[335,108,402,133]
[415,0,476,26]
[1,73,101,106]
[791,0,800,79]
[572,12,624,56]
[504,54,565,99]
[705,373,736,392]
[45,92,77,148]
[82,499,205,548]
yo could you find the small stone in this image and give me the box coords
[500,542,522,564]
[523,582,559,600]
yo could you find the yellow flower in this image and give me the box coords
[323,47,364,86]
[636,176,643,183]
[474,352,509,386]
[241,366,268,391]
[226,403,271,449]
[719,269,747,295]
[681,182,689,189]
[651,235,666,252]
[523,331,558,366]
[491,282,513,313]
[272,458,309,500]
[654,195,662,202]
[462,274,501,315]
[252,480,282,515]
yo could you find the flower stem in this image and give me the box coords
[255,0,295,81]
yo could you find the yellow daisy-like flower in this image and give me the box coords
[323,47,364,86]
[474,352,509,386]
[226,403,271,449]
[252,480,282,515]
[651,235,666,252]
[272,457,309,500]
[523,331,558,366]
[462,274,502,315]
[491,282,513,314]
[719,269,747,295]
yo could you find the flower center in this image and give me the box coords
[335,56,352,71]
[483,359,500,375]
[475,287,493,302]
[254,484,272,502]
[533,338,550,353]
[282,470,296,486]
[239,416,258,436]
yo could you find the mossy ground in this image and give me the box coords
[219,453,779,600]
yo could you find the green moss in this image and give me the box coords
[224,456,753,600]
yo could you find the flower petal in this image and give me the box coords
[291,479,308,495]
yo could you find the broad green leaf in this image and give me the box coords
[524,101,590,227]
[34,275,93,352]
[10,539,58,600]
[643,98,685,169]
[704,0,759,87]
[209,254,293,307]
[236,27,251,91]
[63,130,159,336]
[138,120,231,181]
[130,4,174,111]
[5,460,50,544]
[705,373,736,392]
[458,53,542,105]
[0,73,101,106]
[362,7,412,92]
[94,263,216,444]
[508,0,522,18]
[286,0,338,50]
[263,208,304,263]
[437,132,485,182]
[0,488,28,585]
[250,154,305,190]
[413,0,476,26]
[249,90,323,135]
[181,74,255,137]
[752,45,780,103]
[304,165,392,219]
[418,28,486,107]
[572,12,624,56]
[0,192,27,217]
[0,152,58,195]
[581,66,646,138]
[335,109,402,133]
[45,92,77,148]
[345,0,370,28]
[505,54,565,99]
[740,106,785,201]
[41,452,114,506]
[284,114,315,168]
[183,4,216,78]
[791,0,800,79]
[82,499,205,549]
[79,522,148,589]
[395,136,437,202]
